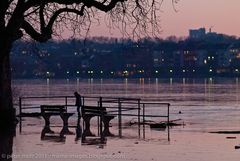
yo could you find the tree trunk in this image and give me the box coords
[0,41,16,129]
[0,128,15,161]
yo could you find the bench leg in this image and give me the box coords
[82,116,95,137]
[42,115,51,127]
[60,127,74,137]
[41,126,54,139]
[61,115,71,126]
[102,117,114,136]
[60,115,74,135]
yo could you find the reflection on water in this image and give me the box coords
[40,115,110,148]
[13,78,240,105]
[13,78,240,129]
[7,78,240,161]
[41,127,66,143]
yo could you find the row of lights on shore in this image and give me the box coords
[155,69,239,73]
[47,70,143,75]
[46,69,240,75]
[64,71,114,74]
[155,69,214,73]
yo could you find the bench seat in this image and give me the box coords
[81,105,115,137]
[40,105,74,135]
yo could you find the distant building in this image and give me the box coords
[227,44,240,68]
[196,50,208,67]
[152,50,165,67]
[177,50,207,68]
[189,28,206,39]
[152,50,179,68]
[217,50,230,67]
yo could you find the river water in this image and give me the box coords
[13,77,240,131]
[8,78,240,161]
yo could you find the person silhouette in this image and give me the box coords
[74,92,82,117]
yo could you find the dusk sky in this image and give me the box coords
[88,0,240,38]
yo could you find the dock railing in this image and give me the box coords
[18,95,171,140]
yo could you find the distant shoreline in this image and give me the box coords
[11,75,240,79]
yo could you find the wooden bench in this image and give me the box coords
[81,105,115,136]
[40,105,74,135]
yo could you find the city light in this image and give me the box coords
[87,71,94,74]
[11,32,240,78]
[236,53,240,59]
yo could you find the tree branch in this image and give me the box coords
[21,20,51,42]
[25,0,83,10]
[39,3,46,33]
[13,0,159,42]
[24,6,40,17]
[25,0,124,13]
[0,1,12,29]
[22,6,86,42]
[84,0,125,12]
[46,7,85,32]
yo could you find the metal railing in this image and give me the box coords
[18,95,171,140]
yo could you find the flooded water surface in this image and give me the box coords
[13,78,240,129]
[8,78,240,161]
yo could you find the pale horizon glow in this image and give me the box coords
[63,0,240,39]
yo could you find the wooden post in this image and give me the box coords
[118,98,122,138]
[65,96,68,112]
[167,103,170,141]
[142,103,145,139]
[97,101,100,136]
[138,99,141,138]
[99,97,103,140]
[19,97,22,133]
[82,96,85,130]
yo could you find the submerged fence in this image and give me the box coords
[18,95,170,140]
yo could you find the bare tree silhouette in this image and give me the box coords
[0,0,178,126]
